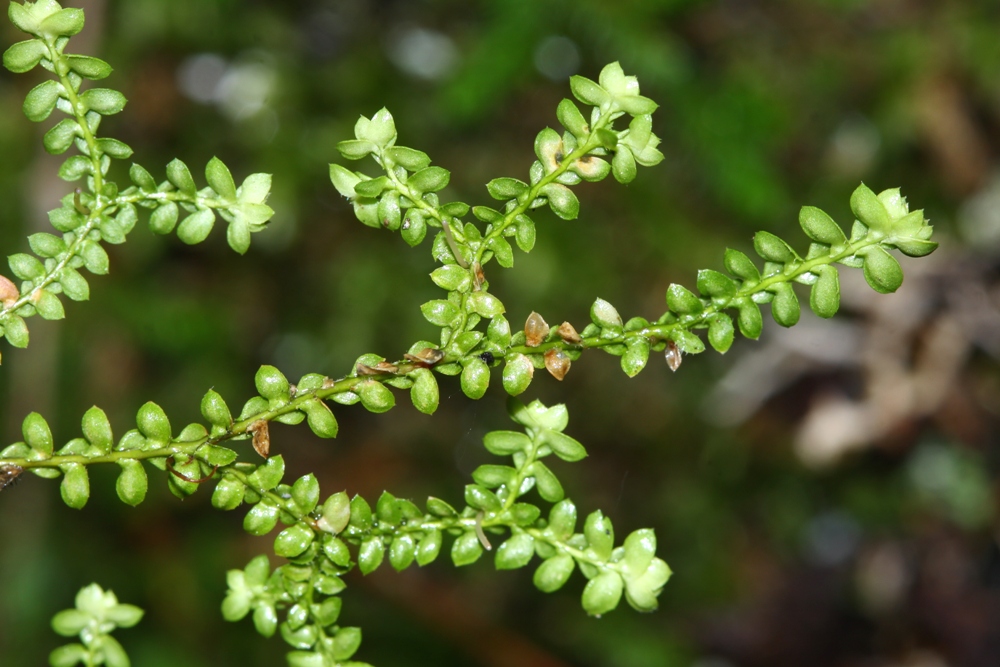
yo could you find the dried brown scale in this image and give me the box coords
[665,340,682,372]
[525,311,550,347]
[0,275,17,306]
[403,347,444,366]
[249,420,270,458]
[557,321,581,344]
[544,348,571,380]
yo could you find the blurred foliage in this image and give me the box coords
[1,1,999,667]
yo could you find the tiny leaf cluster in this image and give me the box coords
[48,583,143,667]
[0,0,274,355]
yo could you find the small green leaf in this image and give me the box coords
[318,491,351,534]
[274,524,315,558]
[60,463,89,509]
[707,313,735,353]
[4,314,29,348]
[409,369,439,415]
[451,531,483,566]
[331,627,363,662]
[302,399,338,438]
[205,157,236,199]
[80,241,109,275]
[177,209,215,245]
[590,298,622,330]
[460,357,490,400]
[569,75,610,107]
[244,502,280,535]
[502,354,534,396]
[611,146,637,184]
[515,214,536,252]
[356,380,395,413]
[799,206,846,245]
[541,183,579,220]
[487,177,529,200]
[23,79,61,122]
[584,510,614,561]
[666,284,702,314]
[200,389,232,427]
[385,146,430,170]
[66,55,112,79]
[810,265,840,318]
[82,406,113,453]
[80,88,126,115]
[358,537,385,574]
[115,459,147,506]
[556,98,589,136]
[850,183,890,233]
[377,190,401,230]
[623,557,671,612]
[227,220,251,255]
[534,553,575,592]
[34,290,64,320]
[548,499,577,539]
[420,299,459,327]
[292,474,320,514]
[212,476,245,511]
[401,209,427,246]
[408,166,450,193]
[530,461,564,502]
[471,464,516,488]
[416,529,443,566]
[468,291,505,318]
[9,252,44,279]
[862,246,903,294]
[24,411,53,455]
[724,248,760,282]
[483,430,531,456]
[770,282,800,327]
[3,39,47,73]
[136,401,171,442]
[49,644,87,667]
[255,365,290,401]
[753,230,797,263]
[39,8,85,37]
[582,570,625,617]
[58,267,89,301]
[166,159,196,193]
[247,455,285,491]
[544,430,588,462]
[429,264,472,291]
[737,300,763,339]
[495,533,535,570]
[622,528,656,578]
[464,484,502,512]
[389,535,416,571]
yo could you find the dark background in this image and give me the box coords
[2,1,1000,666]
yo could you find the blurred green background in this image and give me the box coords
[2,1,1000,666]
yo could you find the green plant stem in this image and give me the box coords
[0,37,107,321]
[506,234,882,356]
[118,189,232,212]
[47,36,105,194]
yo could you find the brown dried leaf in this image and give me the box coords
[665,340,682,372]
[525,311,550,347]
[544,348,571,381]
[250,420,270,458]
[556,321,581,344]
[0,275,17,306]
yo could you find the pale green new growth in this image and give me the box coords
[49,583,142,667]
[0,3,937,667]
